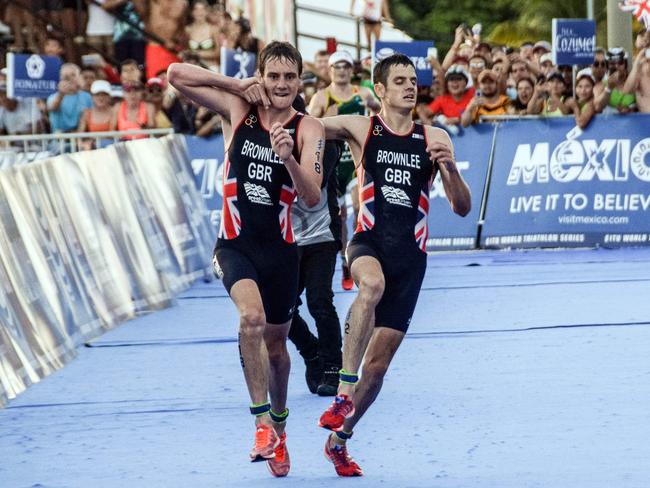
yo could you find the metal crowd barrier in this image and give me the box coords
[0,129,175,167]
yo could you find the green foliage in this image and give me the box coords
[391,0,609,53]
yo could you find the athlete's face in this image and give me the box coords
[376,64,417,110]
[261,57,300,110]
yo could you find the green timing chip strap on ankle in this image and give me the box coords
[270,407,289,424]
[339,369,358,385]
[249,402,271,417]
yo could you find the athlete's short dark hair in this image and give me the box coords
[373,53,415,86]
[259,41,303,76]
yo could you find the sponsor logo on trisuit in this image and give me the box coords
[381,185,412,207]
[244,182,273,205]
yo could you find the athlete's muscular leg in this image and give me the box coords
[264,320,291,435]
[338,256,385,398]
[342,327,404,433]
[230,279,271,424]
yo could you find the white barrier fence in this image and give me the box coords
[0,134,216,407]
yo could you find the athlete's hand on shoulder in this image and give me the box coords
[241,77,270,109]
[426,140,458,172]
[270,122,294,162]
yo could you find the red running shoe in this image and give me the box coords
[249,424,280,462]
[342,262,354,290]
[319,394,355,431]
[324,436,363,477]
[266,432,290,477]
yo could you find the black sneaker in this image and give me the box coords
[304,355,322,394]
[317,365,340,397]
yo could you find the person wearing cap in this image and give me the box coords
[539,52,555,77]
[47,63,93,133]
[532,40,551,70]
[527,72,569,117]
[78,79,114,133]
[623,35,650,113]
[461,69,511,127]
[145,77,173,129]
[308,49,379,293]
[565,68,598,128]
[419,64,474,126]
[598,48,636,114]
[110,80,156,139]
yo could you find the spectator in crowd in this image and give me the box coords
[110,80,156,137]
[599,47,636,114]
[47,63,93,133]
[86,0,115,59]
[0,82,45,135]
[307,50,331,86]
[532,40,551,69]
[3,2,38,53]
[229,17,263,57]
[461,69,511,127]
[519,41,535,63]
[565,68,597,129]
[78,79,113,133]
[350,0,392,50]
[144,0,188,80]
[185,0,220,70]
[474,41,492,64]
[539,52,555,77]
[508,76,534,115]
[591,47,608,99]
[419,64,473,128]
[468,53,488,86]
[301,71,319,106]
[161,84,196,133]
[528,72,568,117]
[193,105,221,137]
[557,64,574,97]
[80,66,99,93]
[107,0,147,66]
[443,24,475,70]
[120,58,144,84]
[623,33,650,113]
[43,36,65,60]
[145,77,172,128]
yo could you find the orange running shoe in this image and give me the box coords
[341,262,354,291]
[266,432,290,477]
[324,436,363,477]
[319,394,355,431]
[249,424,280,462]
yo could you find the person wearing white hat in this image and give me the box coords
[565,68,598,128]
[308,50,380,292]
[77,80,114,134]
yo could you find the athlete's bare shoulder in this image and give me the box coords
[424,124,454,148]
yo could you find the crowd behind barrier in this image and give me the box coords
[0,135,215,407]
[186,113,650,252]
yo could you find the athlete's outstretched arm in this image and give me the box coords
[425,127,471,217]
[270,117,323,207]
[167,63,255,122]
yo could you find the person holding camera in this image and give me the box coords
[460,69,511,127]
[47,64,93,133]
[527,72,568,117]
[623,34,650,113]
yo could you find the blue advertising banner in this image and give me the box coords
[6,53,62,99]
[481,114,650,248]
[185,134,225,230]
[220,47,257,79]
[552,19,596,66]
[373,40,435,86]
[427,124,495,250]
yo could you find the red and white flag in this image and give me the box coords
[619,0,650,29]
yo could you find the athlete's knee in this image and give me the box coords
[358,273,385,303]
[267,340,289,365]
[239,307,266,336]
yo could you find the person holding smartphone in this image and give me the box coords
[460,69,511,126]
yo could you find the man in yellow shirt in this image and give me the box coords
[461,69,511,127]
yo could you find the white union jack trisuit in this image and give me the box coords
[213,107,303,324]
[346,115,434,333]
